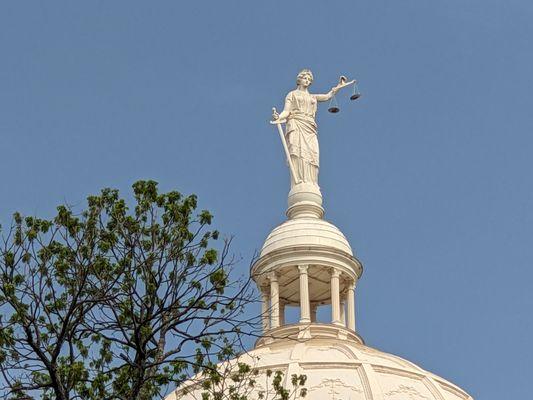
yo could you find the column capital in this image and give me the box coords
[348,278,357,290]
[330,268,341,278]
[298,264,309,273]
[269,271,279,282]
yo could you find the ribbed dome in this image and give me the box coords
[166,328,473,400]
[260,218,353,257]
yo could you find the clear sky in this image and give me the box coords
[1,1,532,399]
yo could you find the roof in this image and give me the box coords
[260,218,353,258]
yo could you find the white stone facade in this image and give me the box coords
[166,324,472,400]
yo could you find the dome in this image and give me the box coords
[260,218,353,258]
[165,325,473,400]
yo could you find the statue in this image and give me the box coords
[271,69,356,188]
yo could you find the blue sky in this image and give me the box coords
[1,1,532,399]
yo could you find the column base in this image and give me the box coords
[254,322,364,348]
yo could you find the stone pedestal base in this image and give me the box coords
[287,183,324,219]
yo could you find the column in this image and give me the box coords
[279,302,285,326]
[260,286,270,332]
[310,303,318,322]
[330,269,342,325]
[270,272,280,329]
[340,296,346,327]
[347,279,356,331]
[298,264,311,323]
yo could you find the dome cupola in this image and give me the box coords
[251,182,363,344]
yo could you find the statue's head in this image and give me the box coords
[296,69,314,88]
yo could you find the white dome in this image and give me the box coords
[260,218,353,257]
[166,326,473,400]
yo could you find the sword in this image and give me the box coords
[270,107,299,186]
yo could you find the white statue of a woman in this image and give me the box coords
[272,69,351,188]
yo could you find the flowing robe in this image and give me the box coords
[284,90,319,186]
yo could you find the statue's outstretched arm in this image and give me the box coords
[315,77,355,102]
[314,90,336,102]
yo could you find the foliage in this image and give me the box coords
[178,358,307,400]
[0,180,257,400]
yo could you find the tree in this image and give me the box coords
[0,180,258,400]
[174,362,307,400]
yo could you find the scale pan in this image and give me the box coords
[350,93,361,101]
[328,106,340,113]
